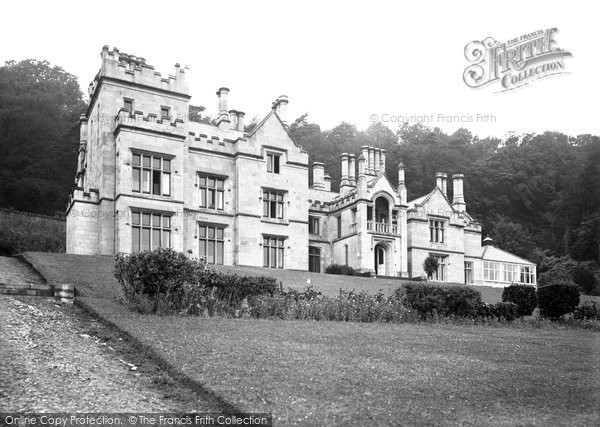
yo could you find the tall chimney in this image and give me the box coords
[229,109,238,131]
[324,174,332,192]
[452,173,466,212]
[273,95,289,126]
[236,111,245,132]
[216,87,230,131]
[357,154,367,197]
[398,161,407,204]
[368,147,375,175]
[374,149,381,174]
[441,173,448,196]
[361,146,369,173]
[312,162,325,190]
[339,153,352,195]
[435,172,444,191]
[348,154,356,186]
[380,149,386,174]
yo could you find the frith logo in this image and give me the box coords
[463,28,572,92]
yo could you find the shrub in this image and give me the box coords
[538,266,575,287]
[537,283,580,320]
[491,301,519,321]
[325,264,356,276]
[114,248,277,315]
[502,284,537,316]
[401,283,482,319]
[573,301,600,321]
[422,255,439,280]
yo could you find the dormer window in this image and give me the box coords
[267,153,280,174]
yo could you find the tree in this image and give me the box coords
[423,255,439,280]
[0,59,85,214]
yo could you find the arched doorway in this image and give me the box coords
[374,196,389,224]
[374,243,387,276]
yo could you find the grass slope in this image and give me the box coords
[21,252,600,425]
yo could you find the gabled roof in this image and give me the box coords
[482,245,535,266]
[247,110,306,152]
[367,171,395,191]
[408,186,476,222]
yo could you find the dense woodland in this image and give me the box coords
[1,59,599,276]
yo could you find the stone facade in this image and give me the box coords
[66,47,535,286]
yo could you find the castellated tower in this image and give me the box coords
[66,46,190,255]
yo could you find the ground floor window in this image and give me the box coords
[520,265,536,284]
[464,261,473,284]
[430,254,447,281]
[309,246,321,273]
[198,224,224,265]
[484,261,536,284]
[131,211,171,252]
[483,261,501,281]
[264,236,285,268]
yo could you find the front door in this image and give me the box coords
[375,245,386,275]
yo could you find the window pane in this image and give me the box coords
[143,170,150,192]
[216,241,223,265]
[199,176,206,187]
[217,191,224,210]
[263,191,269,200]
[152,229,160,250]
[163,216,171,228]
[132,227,140,252]
[207,227,215,239]
[198,226,206,238]
[271,238,277,246]
[208,190,214,208]
[132,212,140,225]
[199,240,206,257]
[132,168,140,192]
[152,170,161,195]
[216,179,223,189]
[142,213,151,226]
[208,178,215,188]
[270,247,276,268]
[132,154,141,166]
[143,156,151,167]
[270,201,276,218]
[216,228,223,239]
[163,230,171,248]
[207,241,215,264]
[278,248,284,268]
[263,246,269,267]
[152,214,161,227]
[274,156,280,174]
[142,228,150,251]
[277,193,283,201]
[162,172,170,196]
[267,155,273,173]
[163,159,170,171]
[153,157,161,169]
[200,188,206,207]
[263,200,268,217]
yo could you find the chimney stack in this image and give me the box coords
[216,87,230,131]
[436,172,444,192]
[452,173,466,212]
[441,173,447,196]
[229,109,238,131]
[368,147,375,175]
[374,149,381,174]
[398,161,407,204]
[324,174,332,192]
[380,149,386,174]
[236,111,245,132]
[312,162,325,190]
[340,153,353,195]
[357,154,367,197]
[272,95,289,126]
[348,154,356,186]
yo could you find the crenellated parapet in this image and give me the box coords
[113,109,187,139]
[88,46,189,98]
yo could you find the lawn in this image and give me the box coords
[20,252,600,425]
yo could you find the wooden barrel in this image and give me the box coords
[54,283,74,303]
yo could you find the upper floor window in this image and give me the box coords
[132,153,171,196]
[198,174,225,210]
[429,219,445,243]
[131,211,171,252]
[267,153,281,174]
[160,106,170,120]
[123,98,133,113]
[263,190,284,219]
[309,216,320,235]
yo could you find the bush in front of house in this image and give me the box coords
[250,288,411,323]
[502,284,537,317]
[537,283,580,320]
[490,301,519,321]
[114,248,277,315]
[325,264,356,276]
[573,301,600,321]
[400,282,482,319]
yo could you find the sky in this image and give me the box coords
[1,0,598,139]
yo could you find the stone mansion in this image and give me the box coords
[66,47,537,287]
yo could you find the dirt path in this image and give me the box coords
[0,295,219,412]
